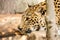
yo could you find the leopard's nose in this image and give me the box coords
[25,29,32,33]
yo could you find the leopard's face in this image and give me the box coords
[18,13,46,35]
[18,13,41,34]
[17,1,46,35]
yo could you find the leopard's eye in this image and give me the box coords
[39,8,46,15]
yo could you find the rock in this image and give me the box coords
[20,35,27,40]
[31,31,46,40]
[26,0,45,6]
[15,0,28,12]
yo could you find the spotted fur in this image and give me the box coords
[54,0,60,25]
[18,1,47,34]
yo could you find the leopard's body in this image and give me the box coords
[54,0,60,25]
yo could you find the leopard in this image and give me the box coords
[0,1,47,40]
[18,1,47,35]
[54,0,60,36]
[54,0,60,25]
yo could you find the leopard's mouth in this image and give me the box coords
[17,25,40,35]
[18,26,32,34]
